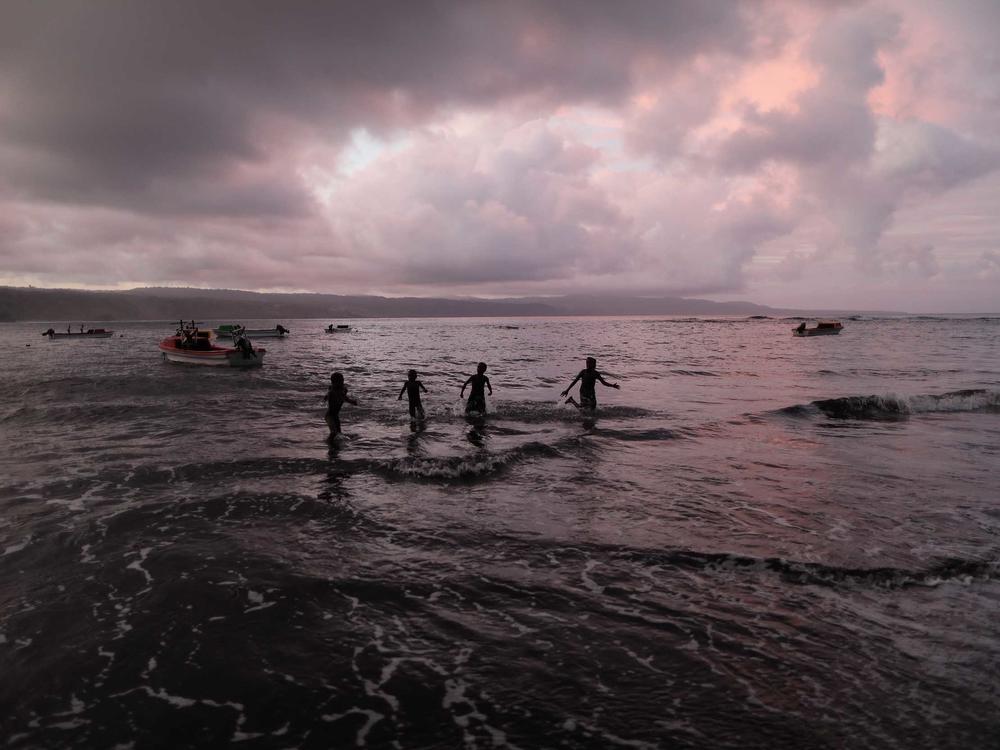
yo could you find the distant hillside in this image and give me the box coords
[0,285,847,322]
[0,286,555,321]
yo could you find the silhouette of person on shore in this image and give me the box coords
[461,362,492,415]
[398,369,428,420]
[561,357,620,410]
[323,372,357,436]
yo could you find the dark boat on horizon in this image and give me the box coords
[793,320,844,337]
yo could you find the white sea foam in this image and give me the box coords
[126,547,154,587]
[320,708,385,746]
[2,536,31,557]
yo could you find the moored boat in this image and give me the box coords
[793,320,843,336]
[213,324,290,338]
[159,327,266,367]
[42,326,115,339]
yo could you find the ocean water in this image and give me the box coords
[1,316,998,749]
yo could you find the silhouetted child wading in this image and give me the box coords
[461,362,492,415]
[398,369,428,420]
[561,357,619,410]
[323,372,357,435]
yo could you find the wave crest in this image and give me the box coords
[782,389,1000,420]
[613,548,1000,589]
[377,441,560,481]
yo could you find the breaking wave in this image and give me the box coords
[609,547,1000,589]
[781,389,1000,420]
[376,441,561,480]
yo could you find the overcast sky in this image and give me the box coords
[1,0,998,311]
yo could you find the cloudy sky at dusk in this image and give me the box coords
[1,0,998,311]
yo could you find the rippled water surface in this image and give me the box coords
[1,316,999,749]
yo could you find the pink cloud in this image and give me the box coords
[0,1,997,311]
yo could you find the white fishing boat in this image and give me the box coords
[159,327,266,367]
[324,323,352,333]
[42,326,115,339]
[213,324,290,338]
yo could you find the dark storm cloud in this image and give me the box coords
[0,0,751,213]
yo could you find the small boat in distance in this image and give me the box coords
[325,324,352,333]
[42,326,114,339]
[793,320,843,337]
[214,324,290,338]
[159,325,266,367]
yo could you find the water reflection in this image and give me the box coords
[466,419,489,448]
[406,421,427,454]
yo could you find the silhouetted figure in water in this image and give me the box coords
[323,372,357,436]
[233,334,256,357]
[398,369,428,420]
[561,357,619,410]
[461,362,492,415]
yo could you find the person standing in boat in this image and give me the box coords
[460,362,492,415]
[561,357,620,410]
[398,369,429,421]
[323,372,357,436]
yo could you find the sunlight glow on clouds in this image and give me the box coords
[0,0,998,311]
